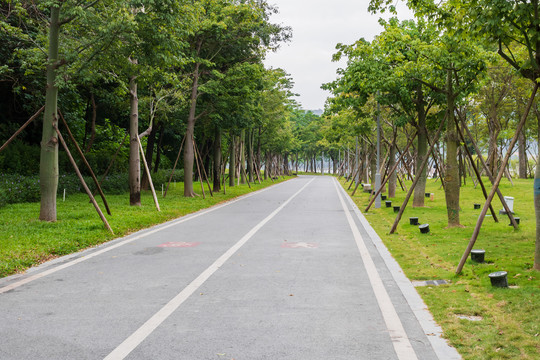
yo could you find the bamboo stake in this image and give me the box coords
[456,83,538,274]
[0,106,44,154]
[137,135,160,211]
[54,124,113,234]
[58,110,111,215]
[389,116,446,234]
[365,131,418,212]
[164,134,186,198]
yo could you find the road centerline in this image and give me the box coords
[333,178,418,360]
[103,177,316,360]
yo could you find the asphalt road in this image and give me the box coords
[0,176,461,360]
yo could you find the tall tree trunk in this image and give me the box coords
[141,123,157,190]
[487,113,500,176]
[518,127,528,179]
[534,104,540,271]
[128,74,141,206]
[413,85,427,207]
[213,127,221,192]
[240,129,246,184]
[229,134,235,187]
[247,129,254,182]
[39,6,61,221]
[184,62,200,197]
[388,141,397,198]
[444,70,460,227]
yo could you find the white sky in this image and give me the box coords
[263,0,414,111]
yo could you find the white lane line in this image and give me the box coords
[0,180,289,295]
[333,178,418,360]
[103,177,316,360]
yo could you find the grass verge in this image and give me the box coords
[0,177,292,278]
[340,177,539,360]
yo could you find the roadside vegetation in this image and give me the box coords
[341,177,539,360]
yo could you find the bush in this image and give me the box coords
[0,169,185,207]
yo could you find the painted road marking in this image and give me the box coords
[157,242,200,248]
[103,177,316,360]
[333,178,418,360]
[0,180,287,295]
[281,242,318,248]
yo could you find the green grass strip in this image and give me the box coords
[340,176,540,360]
[0,177,292,278]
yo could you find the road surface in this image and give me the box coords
[0,176,460,359]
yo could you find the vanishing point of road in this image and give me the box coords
[0,176,461,359]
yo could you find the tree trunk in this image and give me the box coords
[229,134,236,187]
[519,128,528,178]
[184,63,200,197]
[534,105,540,271]
[388,141,397,198]
[128,74,141,206]
[213,127,221,192]
[240,129,246,184]
[247,129,254,182]
[39,6,61,222]
[444,70,460,227]
[413,85,427,207]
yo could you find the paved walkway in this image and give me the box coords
[0,176,461,359]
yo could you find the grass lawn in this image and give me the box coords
[340,176,540,359]
[0,177,292,278]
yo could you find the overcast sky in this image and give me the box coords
[263,1,414,111]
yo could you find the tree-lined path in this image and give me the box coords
[0,176,459,359]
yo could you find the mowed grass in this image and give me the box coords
[0,177,292,278]
[340,176,540,359]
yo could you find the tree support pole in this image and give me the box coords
[456,83,538,274]
[137,135,160,211]
[425,129,445,192]
[457,111,517,227]
[54,125,113,234]
[365,131,418,212]
[58,110,111,215]
[390,116,446,234]
[0,106,44,154]
[164,134,186,198]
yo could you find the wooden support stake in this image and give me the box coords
[137,135,160,211]
[0,106,44,154]
[54,125,113,234]
[58,110,111,215]
[365,131,418,212]
[389,116,446,234]
[456,83,538,274]
[164,134,186,198]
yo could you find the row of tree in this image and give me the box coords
[319,0,540,270]
[1,1,332,221]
